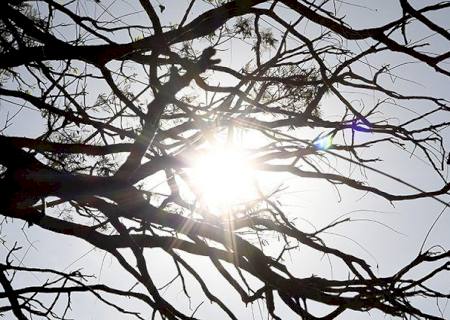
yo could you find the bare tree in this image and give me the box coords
[0,0,449,319]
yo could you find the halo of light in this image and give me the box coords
[190,146,257,215]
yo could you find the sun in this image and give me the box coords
[189,145,258,215]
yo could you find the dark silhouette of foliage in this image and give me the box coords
[0,0,449,319]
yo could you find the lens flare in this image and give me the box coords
[314,135,333,151]
[190,146,256,215]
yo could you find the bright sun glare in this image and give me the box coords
[190,146,257,215]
